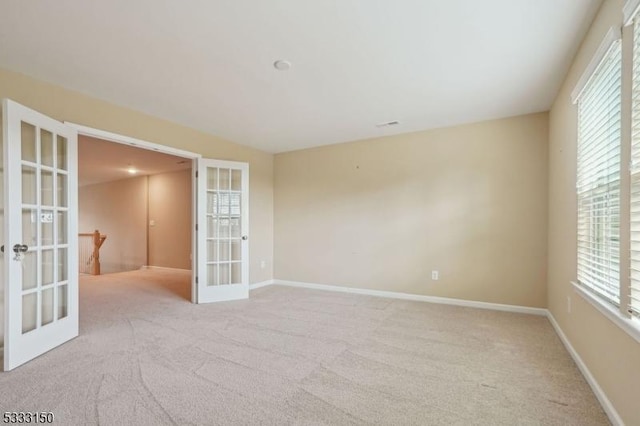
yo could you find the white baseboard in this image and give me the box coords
[249,279,275,290]
[141,265,191,273]
[270,279,547,316]
[546,312,623,426]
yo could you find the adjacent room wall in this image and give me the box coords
[80,169,192,273]
[275,112,549,307]
[148,169,191,270]
[548,0,640,424]
[0,68,274,284]
[79,176,148,274]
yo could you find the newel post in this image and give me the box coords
[92,229,101,275]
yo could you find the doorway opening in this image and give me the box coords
[78,135,194,301]
[68,123,201,304]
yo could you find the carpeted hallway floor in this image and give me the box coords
[0,269,609,425]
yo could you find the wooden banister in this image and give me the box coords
[78,230,107,275]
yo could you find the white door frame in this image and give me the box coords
[64,123,202,303]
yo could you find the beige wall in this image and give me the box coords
[548,0,640,424]
[148,169,191,269]
[0,67,274,283]
[0,106,3,348]
[79,176,148,273]
[80,169,192,273]
[275,112,548,307]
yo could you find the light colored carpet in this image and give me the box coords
[0,269,609,425]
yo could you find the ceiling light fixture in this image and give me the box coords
[127,167,137,174]
[273,60,292,71]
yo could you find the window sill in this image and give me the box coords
[571,281,640,344]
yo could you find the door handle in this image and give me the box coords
[13,244,28,253]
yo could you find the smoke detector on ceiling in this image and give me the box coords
[273,60,292,71]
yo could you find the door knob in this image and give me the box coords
[242,235,248,240]
[13,244,28,253]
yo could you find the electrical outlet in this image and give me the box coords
[260,260,266,269]
[431,270,439,280]
[567,296,572,314]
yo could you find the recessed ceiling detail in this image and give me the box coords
[0,1,602,153]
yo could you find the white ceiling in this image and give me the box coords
[79,136,190,187]
[0,0,602,153]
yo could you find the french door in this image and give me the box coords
[2,99,78,371]
[196,159,249,303]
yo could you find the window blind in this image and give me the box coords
[576,39,622,306]
[629,20,640,317]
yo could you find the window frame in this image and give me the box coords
[571,22,640,344]
[574,30,623,307]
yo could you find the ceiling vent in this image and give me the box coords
[376,120,399,128]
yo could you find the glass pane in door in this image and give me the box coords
[57,285,68,320]
[41,170,54,206]
[22,166,37,205]
[22,252,37,291]
[18,120,71,334]
[42,249,54,285]
[41,288,54,326]
[231,170,241,191]
[40,129,54,167]
[57,173,67,207]
[57,136,67,171]
[21,122,36,163]
[22,293,37,334]
[206,167,243,286]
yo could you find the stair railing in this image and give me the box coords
[78,230,107,275]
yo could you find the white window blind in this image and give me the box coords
[576,39,622,306]
[629,20,640,318]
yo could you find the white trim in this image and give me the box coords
[64,122,201,159]
[272,280,547,315]
[141,265,191,273]
[571,27,622,104]
[625,0,640,26]
[191,163,197,304]
[572,281,640,344]
[249,279,274,290]
[546,312,624,426]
